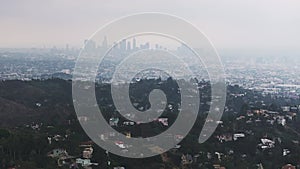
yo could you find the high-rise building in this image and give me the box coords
[120,39,126,51]
[102,36,108,49]
[133,38,136,50]
[145,42,150,49]
[127,41,131,51]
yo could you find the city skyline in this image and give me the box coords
[1,1,300,169]
[0,0,299,52]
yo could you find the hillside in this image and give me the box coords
[0,79,74,127]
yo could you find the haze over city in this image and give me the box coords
[1,1,300,169]
[1,0,299,52]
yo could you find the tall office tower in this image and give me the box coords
[127,41,131,51]
[120,39,126,51]
[102,36,108,49]
[145,42,150,49]
[133,38,136,50]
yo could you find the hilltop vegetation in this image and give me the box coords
[0,79,300,168]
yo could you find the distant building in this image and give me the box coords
[216,134,233,143]
[259,138,275,149]
[78,116,88,122]
[102,36,108,49]
[47,149,68,158]
[281,164,296,169]
[120,39,126,51]
[132,38,136,50]
[47,137,52,144]
[212,164,226,169]
[82,147,93,159]
[114,167,125,169]
[127,41,131,51]
[181,154,193,165]
[79,141,93,147]
[109,118,119,126]
[281,106,290,112]
[76,158,98,167]
[233,133,245,141]
[283,149,290,156]
[123,121,135,126]
[157,118,168,126]
[257,163,264,169]
[277,116,286,126]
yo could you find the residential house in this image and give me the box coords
[233,133,245,141]
[109,118,119,126]
[76,158,98,167]
[83,147,93,159]
[181,154,193,165]
[281,164,296,169]
[47,149,68,158]
[259,138,275,149]
[157,118,168,126]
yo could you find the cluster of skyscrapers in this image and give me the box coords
[84,37,166,53]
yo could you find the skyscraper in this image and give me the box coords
[102,36,108,49]
[127,41,131,51]
[120,39,126,51]
[133,38,136,50]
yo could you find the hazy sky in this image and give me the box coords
[0,0,299,51]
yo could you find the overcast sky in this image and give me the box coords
[0,0,299,51]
